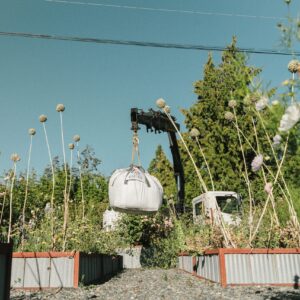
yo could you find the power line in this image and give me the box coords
[0,30,298,56]
[44,0,286,21]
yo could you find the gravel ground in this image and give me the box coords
[10,269,300,300]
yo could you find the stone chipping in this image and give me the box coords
[10,268,300,300]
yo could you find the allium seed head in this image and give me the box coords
[73,134,80,142]
[228,99,237,108]
[288,60,300,73]
[251,154,263,172]
[69,143,75,150]
[28,128,36,136]
[56,104,65,112]
[190,128,200,138]
[164,105,171,113]
[224,111,234,121]
[39,115,47,123]
[156,98,166,109]
[11,153,20,162]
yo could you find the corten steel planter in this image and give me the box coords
[178,248,300,287]
[11,252,123,289]
[0,243,13,300]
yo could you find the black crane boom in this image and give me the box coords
[130,108,185,213]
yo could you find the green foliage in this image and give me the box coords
[148,145,177,198]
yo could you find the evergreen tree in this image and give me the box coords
[148,145,177,198]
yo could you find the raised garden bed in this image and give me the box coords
[178,248,300,287]
[11,251,123,289]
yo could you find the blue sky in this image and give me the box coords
[0,0,297,178]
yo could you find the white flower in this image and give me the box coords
[251,154,263,172]
[272,134,282,147]
[156,98,166,109]
[264,182,272,194]
[272,100,279,106]
[255,96,269,111]
[44,202,52,214]
[278,104,300,132]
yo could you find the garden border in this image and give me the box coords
[178,248,300,287]
[11,251,123,289]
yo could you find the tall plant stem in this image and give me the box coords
[195,137,215,191]
[251,117,280,226]
[0,181,9,226]
[255,110,293,203]
[8,163,17,243]
[232,108,254,240]
[21,135,33,250]
[163,109,208,193]
[233,123,290,204]
[63,149,73,251]
[59,112,69,250]
[250,134,289,243]
[42,122,55,249]
[76,142,85,219]
[163,108,235,247]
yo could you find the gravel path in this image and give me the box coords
[11,269,300,300]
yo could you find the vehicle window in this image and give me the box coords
[194,202,204,216]
[216,196,239,214]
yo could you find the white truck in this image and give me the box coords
[192,191,242,226]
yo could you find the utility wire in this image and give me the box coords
[44,0,285,21]
[0,31,298,56]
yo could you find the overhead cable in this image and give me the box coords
[44,0,285,21]
[0,31,298,56]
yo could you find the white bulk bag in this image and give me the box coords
[109,165,163,214]
[103,209,121,231]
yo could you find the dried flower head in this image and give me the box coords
[11,153,20,162]
[73,134,80,142]
[273,134,282,147]
[39,114,47,123]
[243,94,251,106]
[69,143,75,150]
[251,154,263,172]
[164,105,171,113]
[156,98,166,109]
[278,104,300,132]
[255,96,269,111]
[228,99,237,108]
[224,111,234,121]
[190,128,200,138]
[264,182,272,194]
[28,128,36,136]
[288,60,300,73]
[56,104,65,112]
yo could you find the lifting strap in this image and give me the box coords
[131,131,141,166]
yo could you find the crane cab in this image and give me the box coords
[192,191,242,226]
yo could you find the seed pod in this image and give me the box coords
[11,153,21,162]
[164,105,171,113]
[39,115,47,123]
[56,104,65,112]
[224,111,234,121]
[156,98,166,109]
[287,60,300,73]
[190,128,200,137]
[28,128,36,136]
[69,143,75,150]
[228,99,237,108]
[73,135,80,142]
